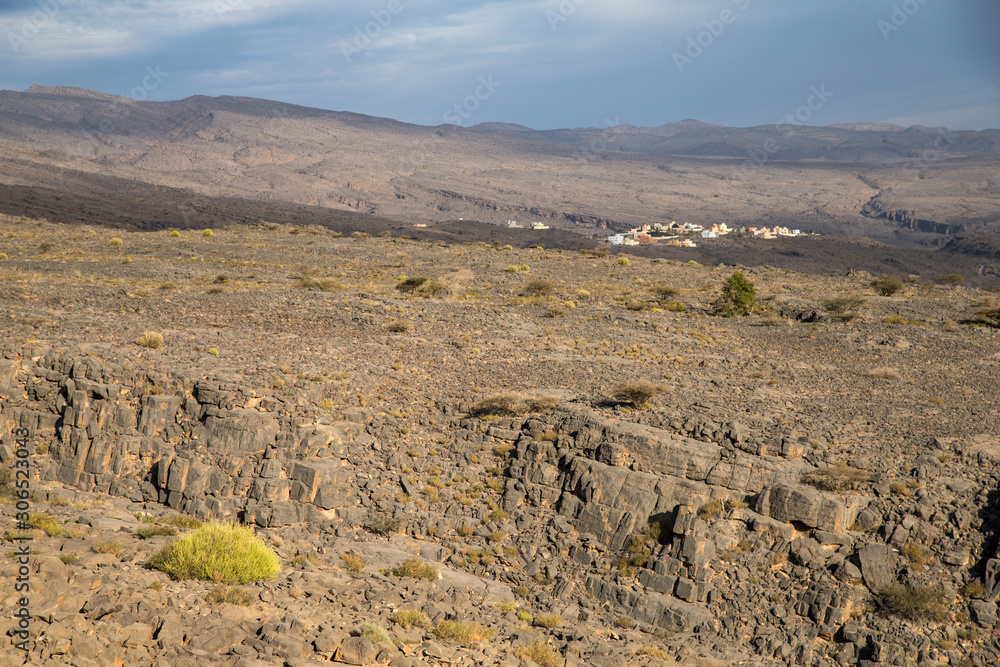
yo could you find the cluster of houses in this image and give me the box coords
[507,220,550,230]
[607,222,810,247]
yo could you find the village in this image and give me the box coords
[605,221,813,247]
[502,220,813,247]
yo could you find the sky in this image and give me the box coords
[1,0,998,131]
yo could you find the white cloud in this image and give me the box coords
[1,0,321,59]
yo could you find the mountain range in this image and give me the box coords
[0,85,998,246]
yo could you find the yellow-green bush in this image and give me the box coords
[147,522,281,584]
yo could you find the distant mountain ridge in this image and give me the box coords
[0,85,997,245]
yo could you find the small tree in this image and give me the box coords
[713,271,757,317]
[871,274,903,296]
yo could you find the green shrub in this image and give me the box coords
[340,552,365,572]
[505,265,520,273]
[960,580,986,599]
[617,257,631,267]
[524,280,555,296]
[59,553,79,565]
[204,585,255,606]
[876,584,948,621]
[159,515,203,529]
[92,540,125,557]
[432,620,494,644]
[515,641,560,667]
[147,522,281,584]
[202,229,214,237]
[713,271,758,317]
[386,319,413,333]
[358,623,390,643]
[939,274,964,285]
[169,230,181,237]
[612,381,664,406]
[392,557,438,581]
[534,613,561,629]
[697,499,725,521]
[28,514,62,537]
[652,285,680,301]
[109,238,123,247]
[391,609,433,630]
[363,514,402,536]
[823,296,866,313]
[872,274,903,296]
[614,616,637,629]
[973,307,1000,328]
[136,331,163,349]
[901,543,926,570]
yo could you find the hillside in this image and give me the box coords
[1,215,1000,665]
[0,86,998,247]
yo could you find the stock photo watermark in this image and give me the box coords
[340,0,407,63]
[442,75,502,125]
[546,0,587,31]
[672,0,751,73]
[96,66,170,134]
[6,0,69,54]
[877,0,930,40]
[720,85,834,192]
[10,427,33,653]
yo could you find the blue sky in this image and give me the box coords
[1,0,998,130]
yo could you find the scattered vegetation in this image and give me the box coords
[432,620,494,644]
[713,271,758,317]
[135,331,164,349]
[358,623,390,643]
[390,609,433,630]
[469,393,559,417]
[697,499,726,521]
[612,381,664,407]
[524,279,556,296]
[823,296,865,313]
[652,285,680,301]
[204,585,255,606]
[515,641,561,667]
[92,540,125,557]
[391,557,438,581]
[158,515,203,529]
[871,274,903,296]
[939,274,964,285]
[386,318,413,333]
[28,514,63,537]
[340,552,366,573]
[533,613,562,629]
[801,462,872,492]
[59,553,79,565]
[363,514,402,536]
[876,584,948,621]
[147,522,281,584]
[134,525,178,539]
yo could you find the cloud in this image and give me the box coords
[0,0,320,59]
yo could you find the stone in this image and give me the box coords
[857,545,896,592]
[336,637,379,665]
[756,483,865,532]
